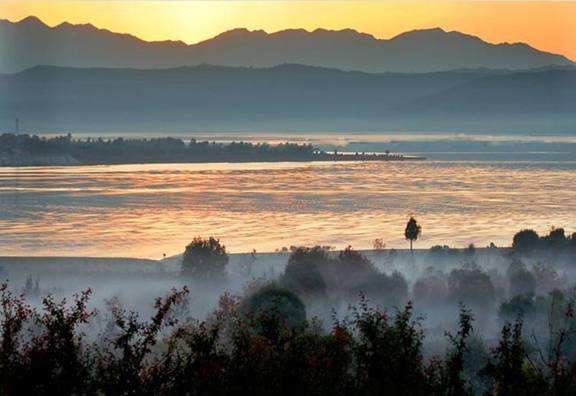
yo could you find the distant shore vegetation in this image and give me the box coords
[0,133,416,166]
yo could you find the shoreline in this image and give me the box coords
[0,153,426,168]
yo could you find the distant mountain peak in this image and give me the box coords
[391,27,482,42]
[310,27,376,40]
[55,21,98,32]
[17,15,48,28]
[269,28,308,38]
[211,28,267,40]
[392,27,446,39]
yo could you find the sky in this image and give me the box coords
[1,1,575,60]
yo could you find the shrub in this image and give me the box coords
[334,246,377,290]
[239,284,307,334]
[428,245,457,264]
[412,271,448,304]
[282,246,331,297]
[2,282,576,394]
[353,272,408,307]
[352,301,430,394]
[95,287,189,395]
[448,267,496,310]
[182,237,228,280]
[507,261,536,297]
[481,321,548,395]
[532,262,562,294]
[498,294,547,323]
[429,245,452,255]
[373,238,385,251]
[0,284,95,395]
[444,308,475,395]
[570,233,576,249]
[465,243,476,256]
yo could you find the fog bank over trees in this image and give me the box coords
[2,225,576,393]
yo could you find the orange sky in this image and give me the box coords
[2,1,575,60]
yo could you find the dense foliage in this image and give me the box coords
[3,228,576,394]
[182,237,229,281]
[513,227,576,254]
[0,133,319,165]
[2,281,576,395]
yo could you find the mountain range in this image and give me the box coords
[2,64,574,133]
[0,16,573,74]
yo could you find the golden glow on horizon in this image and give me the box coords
[1,1,575,60]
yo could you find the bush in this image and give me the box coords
[334,246,377,290]
[352,302,431,394]
[2,282,576,394]
[282,246,331,297]
[448,267,496,310]
[498,293,549,324]
[182,237,228,280]
[412,271,448,304]
[507,261,536,297]
[0,284,95,395]
[428,245,457,264]
[532,262,562,294]
[353,272,408,307]
[239,284,307,334]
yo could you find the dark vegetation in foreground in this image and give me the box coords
[3,227,576,395]
[0,133,415,166]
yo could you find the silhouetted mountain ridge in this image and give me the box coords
[1,16,572,73]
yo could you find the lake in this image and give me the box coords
[1,160,575,258]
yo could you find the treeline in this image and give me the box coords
[0,133,319,164]
[513,227,576,253]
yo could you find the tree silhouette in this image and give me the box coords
[282,246,330,297]
[181,237,228,280]
[512,229,540,253]
[404,216,422,251]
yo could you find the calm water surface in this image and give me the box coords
[1,160,574,258]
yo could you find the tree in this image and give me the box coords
[448,267,496,311]
[354,272,408,307]
[512,229,540,253]
[239,284,307,334]
[373,238,385,252]
[335,246,377,290]
[181,237,228,280]
[404,216,422,251]
[337,246,376,278]
[282,246,330,297]
[542,227,568,250]
[412,272,448,304]
[507,260,536,297]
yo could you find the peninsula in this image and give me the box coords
[0,133,424,167]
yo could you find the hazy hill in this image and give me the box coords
[407,69,576,114]
[1,64,574,133]
[0,16,573,73]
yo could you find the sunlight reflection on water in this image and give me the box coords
[1,160,575,258]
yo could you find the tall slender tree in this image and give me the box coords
[404,216,422,251]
